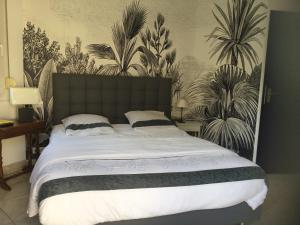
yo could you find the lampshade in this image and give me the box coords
[176,98,188,108]
[9,88,42,105]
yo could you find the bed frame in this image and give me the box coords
[52,73,262,225]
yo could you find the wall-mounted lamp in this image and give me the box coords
[5,77,16,88]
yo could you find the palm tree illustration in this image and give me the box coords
[87,1,156,76]
[184,0,267,155]
[186,65,257,152]
[207,0,267,70]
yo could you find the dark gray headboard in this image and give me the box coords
[52,74,172,124]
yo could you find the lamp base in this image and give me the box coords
[18,107,34,123]
[179,107,185,123]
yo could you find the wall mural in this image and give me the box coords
[22,0,268,159]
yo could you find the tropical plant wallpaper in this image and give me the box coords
[22,0,269,159]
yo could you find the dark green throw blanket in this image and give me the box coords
[38,166,265,203]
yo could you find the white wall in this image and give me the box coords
[0,0,25,166]
[0,0,8,97]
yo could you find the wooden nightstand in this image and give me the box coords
[176,120,204,137]
[0,120,45,191]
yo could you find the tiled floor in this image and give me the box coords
[0,174,299,225]
[0,175,40,225]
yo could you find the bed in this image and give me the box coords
[28,74,267,225]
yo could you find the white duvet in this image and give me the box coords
[28,124,267,225]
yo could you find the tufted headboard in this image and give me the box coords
[52,74,172,124]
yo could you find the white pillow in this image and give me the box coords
[125,110,174,128]
[62,114,114,136]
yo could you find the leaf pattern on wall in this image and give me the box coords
[24,70,33,87]
[47,97,54,124]
[87,1,153,76]
[207,0,267,69]
[38,59,56,124]
[186,64,258,155]
[22,0,268,159]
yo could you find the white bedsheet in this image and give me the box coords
[28,124,267,225]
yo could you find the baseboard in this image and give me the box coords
[3,160,27,177]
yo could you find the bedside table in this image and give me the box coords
[0,120,45,191]
[176,120,203,137]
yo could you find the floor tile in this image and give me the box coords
[14,216,41,225]
[0,174,31,224]
[249,174,300,225]
[0,195,29,223]
[0,208,14,225]
[0,222,14,225]
[0,174,30,203]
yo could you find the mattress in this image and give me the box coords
[28,124,267,225]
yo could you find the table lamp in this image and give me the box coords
[9,88,42,123]
[176,98,188,123]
